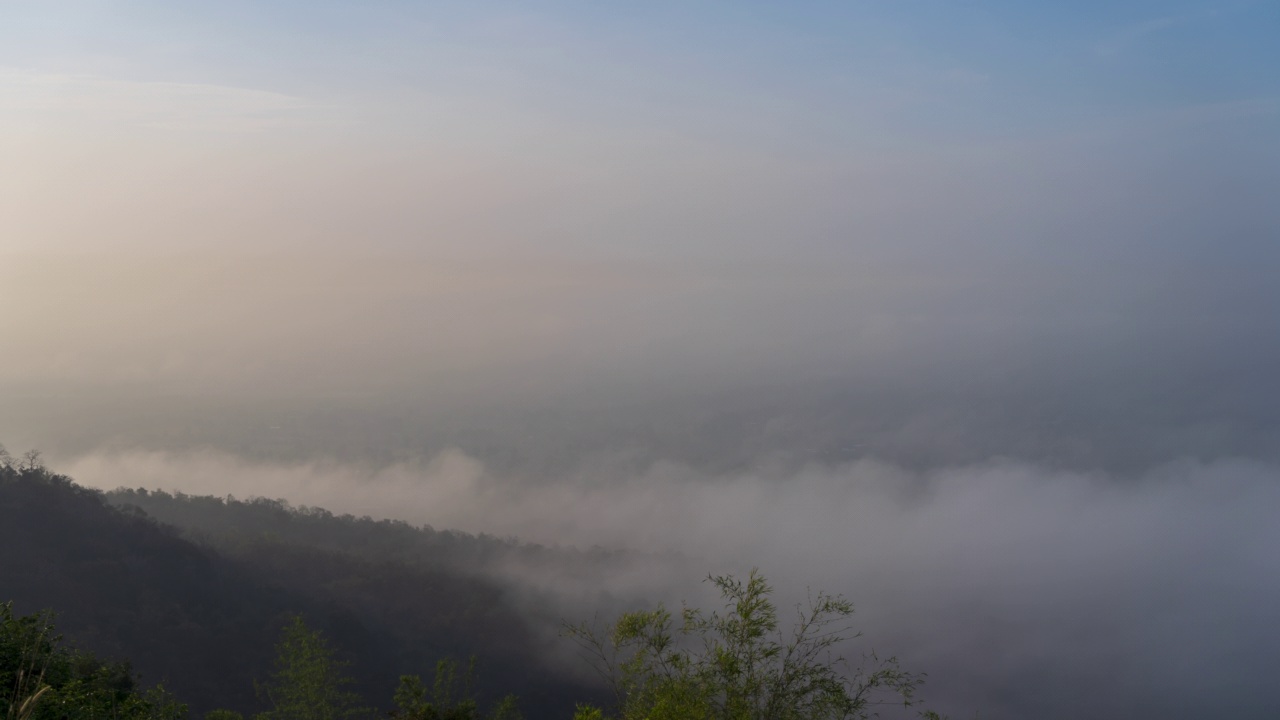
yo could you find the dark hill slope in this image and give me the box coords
[0,465,298,713]
[105,487,631,583]
[1,466,597,719]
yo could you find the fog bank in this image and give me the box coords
[62,448,1280,720]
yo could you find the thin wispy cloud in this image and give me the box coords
[0,68,322,133]
[1093,15,1188,57]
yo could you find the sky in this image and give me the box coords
[3,1,1280,718]
[2,0,1278,470]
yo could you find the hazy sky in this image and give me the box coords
[3,1,1279,469]
[3,3,1280,717]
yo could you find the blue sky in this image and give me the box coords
[4,2,1277,139]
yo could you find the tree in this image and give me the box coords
[390,658,521,720]
[255,617,368,720]
[1,603,186,720]
[565,570,937,720]
[1,604,57,720]
[16,451,42,475]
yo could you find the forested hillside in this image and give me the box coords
[104,486,634,584]
[0,458,599,719]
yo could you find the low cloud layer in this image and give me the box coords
[60,448,1280,720]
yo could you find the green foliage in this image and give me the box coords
[1,603,187,720]
[1,603,56,720]
[570,705,605,720]
[391,658,520,720]
[255,617,369,720]
[485,695,520,720]
[205,710,245,720]
[566,570,934,720]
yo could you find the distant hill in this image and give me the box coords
[104,485,628,580]
[0,462,601,719]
